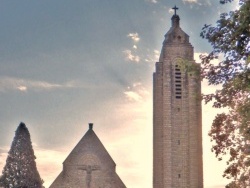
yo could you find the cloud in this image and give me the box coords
[124,82,149,102]
[0,147,8,153]
[204,0,212,6]
[0,77,82,92]
[124,32,144,63]
[35,147,68,187]
[17,86,28,92]
[147,0,158,3]
[194,52,206,63]
[168,8,174,14]
[123,50,140,63]
[194,52,223,66]
[0,147,9,172]
[127,33,140,42]
[123,47,159,64]
[124,91,142,101]
[183,0,198,3]
[145,49,160,63]
[182,0,205,6]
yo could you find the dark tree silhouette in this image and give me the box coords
[0,122,44,188]
[201,0,250,187]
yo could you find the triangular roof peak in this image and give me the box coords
[49,123,126,187]
[63,123,116,168]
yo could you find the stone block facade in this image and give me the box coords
[153,14,203,188]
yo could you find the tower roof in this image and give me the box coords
[163,7,190,45]
[159,6,194,62]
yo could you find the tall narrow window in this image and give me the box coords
[175,65,182,99]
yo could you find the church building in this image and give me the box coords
[49,7,203,188]
[153,7,203,188]
[49,123,126,188]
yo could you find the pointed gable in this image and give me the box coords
[49,123,126,188]
[63,124,116,170]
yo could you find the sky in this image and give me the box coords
[0,0,239,187]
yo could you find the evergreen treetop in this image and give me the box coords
[0,122,44,188]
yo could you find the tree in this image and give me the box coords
[200,0,250,187]
[0,122,44,188]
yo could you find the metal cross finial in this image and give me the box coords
[172,5,179,15]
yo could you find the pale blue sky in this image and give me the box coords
[0,0,237,187]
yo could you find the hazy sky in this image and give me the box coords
[0,0,238,187]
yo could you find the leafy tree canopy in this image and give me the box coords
[201,0,250,187]
[0,122,44,188]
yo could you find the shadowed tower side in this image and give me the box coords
[153,7,203,188]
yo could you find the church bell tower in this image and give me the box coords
[153,7,203,188]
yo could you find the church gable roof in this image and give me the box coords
[63,123,116,169]
[49,123,126,188]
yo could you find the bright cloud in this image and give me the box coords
[0,77,81,92]
[35,147,68,187]
[145,0,158,3]
[194,52,206,63]
[183,0,198,3]
[145,49,160,63]
[148,0,158,3]
[127,33,140,42]
[168,8,174,14]
[154,50,160,59]
[0,147,9,178]
[124,82,149,102]
[124,91,142,101]
[123,50,140,63]
[194,52,223,66]
[17,86,28,92]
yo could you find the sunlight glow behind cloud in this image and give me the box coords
[17,86,28,92]
[124,91,142,101]
[0,77,82,92]
[124,82,149,102]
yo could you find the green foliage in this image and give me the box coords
[201,0,250,187]
[0,122,44,188]
[176,58,200,77]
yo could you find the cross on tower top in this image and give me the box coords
[172,5,179,15]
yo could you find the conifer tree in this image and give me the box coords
[0,122,44,188]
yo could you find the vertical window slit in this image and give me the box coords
[175,64,182,99]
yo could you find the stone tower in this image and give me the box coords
[153,8,203,188]
[49,123,126,188]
